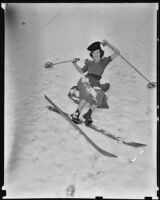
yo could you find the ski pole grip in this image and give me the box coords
[72,58,80,63]
[101,41,120,53]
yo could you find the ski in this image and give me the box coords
[44,95,117,158]
[47,105,147,148]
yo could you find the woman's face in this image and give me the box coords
[92,49,100,61]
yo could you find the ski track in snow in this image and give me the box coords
[5,3,157,199]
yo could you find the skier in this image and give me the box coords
[71,39,120,125]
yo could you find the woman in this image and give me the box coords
[71,39,120,125]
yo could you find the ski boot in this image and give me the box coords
[83,108,93,126]
[70,109,81,124]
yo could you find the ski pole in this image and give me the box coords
[103,42,156,88]
[44,58,80,68]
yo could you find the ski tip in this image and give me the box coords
[44,95,50,101]
[106,152,117,158]
[125,142,147,148]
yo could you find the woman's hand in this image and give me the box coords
[72,58,80,64]
[102,39,120,55]
[101,39,110,47]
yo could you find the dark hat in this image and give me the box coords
[87,41,101,51]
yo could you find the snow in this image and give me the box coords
[4,3,157,199]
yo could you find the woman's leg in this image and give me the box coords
[83,103,98,125]
[90,104,97,112]
[78,99,87,112]
[83,103,96,125]
[71,99,87,124]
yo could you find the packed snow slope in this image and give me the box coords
[4,3,157,198]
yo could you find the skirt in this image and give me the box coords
[77,75,106,106]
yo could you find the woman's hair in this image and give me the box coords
[90,48,104,58]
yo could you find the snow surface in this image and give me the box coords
[4,3,157,199]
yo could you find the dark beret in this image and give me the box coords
[87,41,101,51]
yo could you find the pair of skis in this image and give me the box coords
[45,95,146,158]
